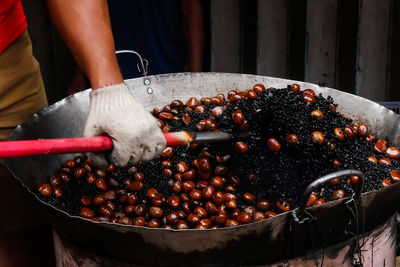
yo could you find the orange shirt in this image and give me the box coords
[0,0,27,54]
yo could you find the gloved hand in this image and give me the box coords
[83,83,166,167]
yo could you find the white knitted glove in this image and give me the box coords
[83,83,166,167]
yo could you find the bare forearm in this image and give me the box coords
[47,0,123,89]
[181,0,204,72]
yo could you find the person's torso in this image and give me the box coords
[0,0,27,54]
[107,0,186,79]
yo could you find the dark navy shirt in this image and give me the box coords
[108,0,186,79]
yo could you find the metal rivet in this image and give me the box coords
[147,88,153,94]
[144,78,151,85]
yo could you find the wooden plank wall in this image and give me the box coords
[209,0,399,102]
[22,1,399,103]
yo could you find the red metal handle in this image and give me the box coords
[0,132,193,158]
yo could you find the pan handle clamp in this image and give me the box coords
[291,169,366,266]
[115,50,152,90]
[293,169,365,222]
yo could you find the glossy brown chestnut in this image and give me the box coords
[234,142,248,155]
[310,110,324,120]
[379,158,391,165]
[134,172,145,182]
[253,84,266,94]
[80,207,94,219]
[276,200,290,212]
[213,214,227,226]
[210,176,224,188]
[147,188,158,199]
[152,194,165,206]
[374,139,387,154]
[334,128,344,140]
[381,179,392,187]
[159,112,173,120]
[93,195,106,206]
[306,192,318,207]
[232,110,245,125]
[104,190,116,201]
[304,89,315,96]
[333,159,342,167]
[344,126,355,138]
[202,185,215,199]
[350,176,360,185]
[176,220,189,229]
[50,175,61,188]
[94,169,106,178]
[265,211,277,218]
[211,106,224,117]
[332,189,346,200]
[54,187,63,198]
[313,199,325,206]
[205,201,218,214]
[365,134,375,143]
[133,217,146,226]
[189,189,202,200]
[286,134,299,146]
[147,219,160,228]
[149,206,164,219]
[176,161,189,173]
[187,97,199,108]
[80,195,92,206]
[311,131,325,144]
[133,204,147,217]
[212,191,224,205]
[290,84,300,94]
[253,212,266,222]
[246,90,258,99]
[166,212,179,224]
[183,181,195,192]
[127,181,144,191]
[243,192,256,202]
[39,184,52,197]
[167,195,180,209]
[194,105,205,114]
[367,156,377,164]
[63,159,76,169]
[95,178,108,191]
[256,199,270,210]
[267,137,281,151]
[390,170,400,182]
[126,193,138,205]
[303,94,315,105]
[357,123,369,137]
[386,147,400,159]
[161,147,174,159]
[237,213,252,224]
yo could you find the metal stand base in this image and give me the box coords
[53,213,397,267]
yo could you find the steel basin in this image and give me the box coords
[4,73,400,265]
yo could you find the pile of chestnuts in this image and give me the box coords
[38,83,400,229]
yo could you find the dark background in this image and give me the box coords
[21,0,400,105]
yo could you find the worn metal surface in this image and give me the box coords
[4,73,400,265]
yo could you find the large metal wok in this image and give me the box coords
[4,73,400,265]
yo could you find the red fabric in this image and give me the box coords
[0,0,27,54]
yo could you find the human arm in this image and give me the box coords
[47,0,165,166]
[46,0,122,89]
